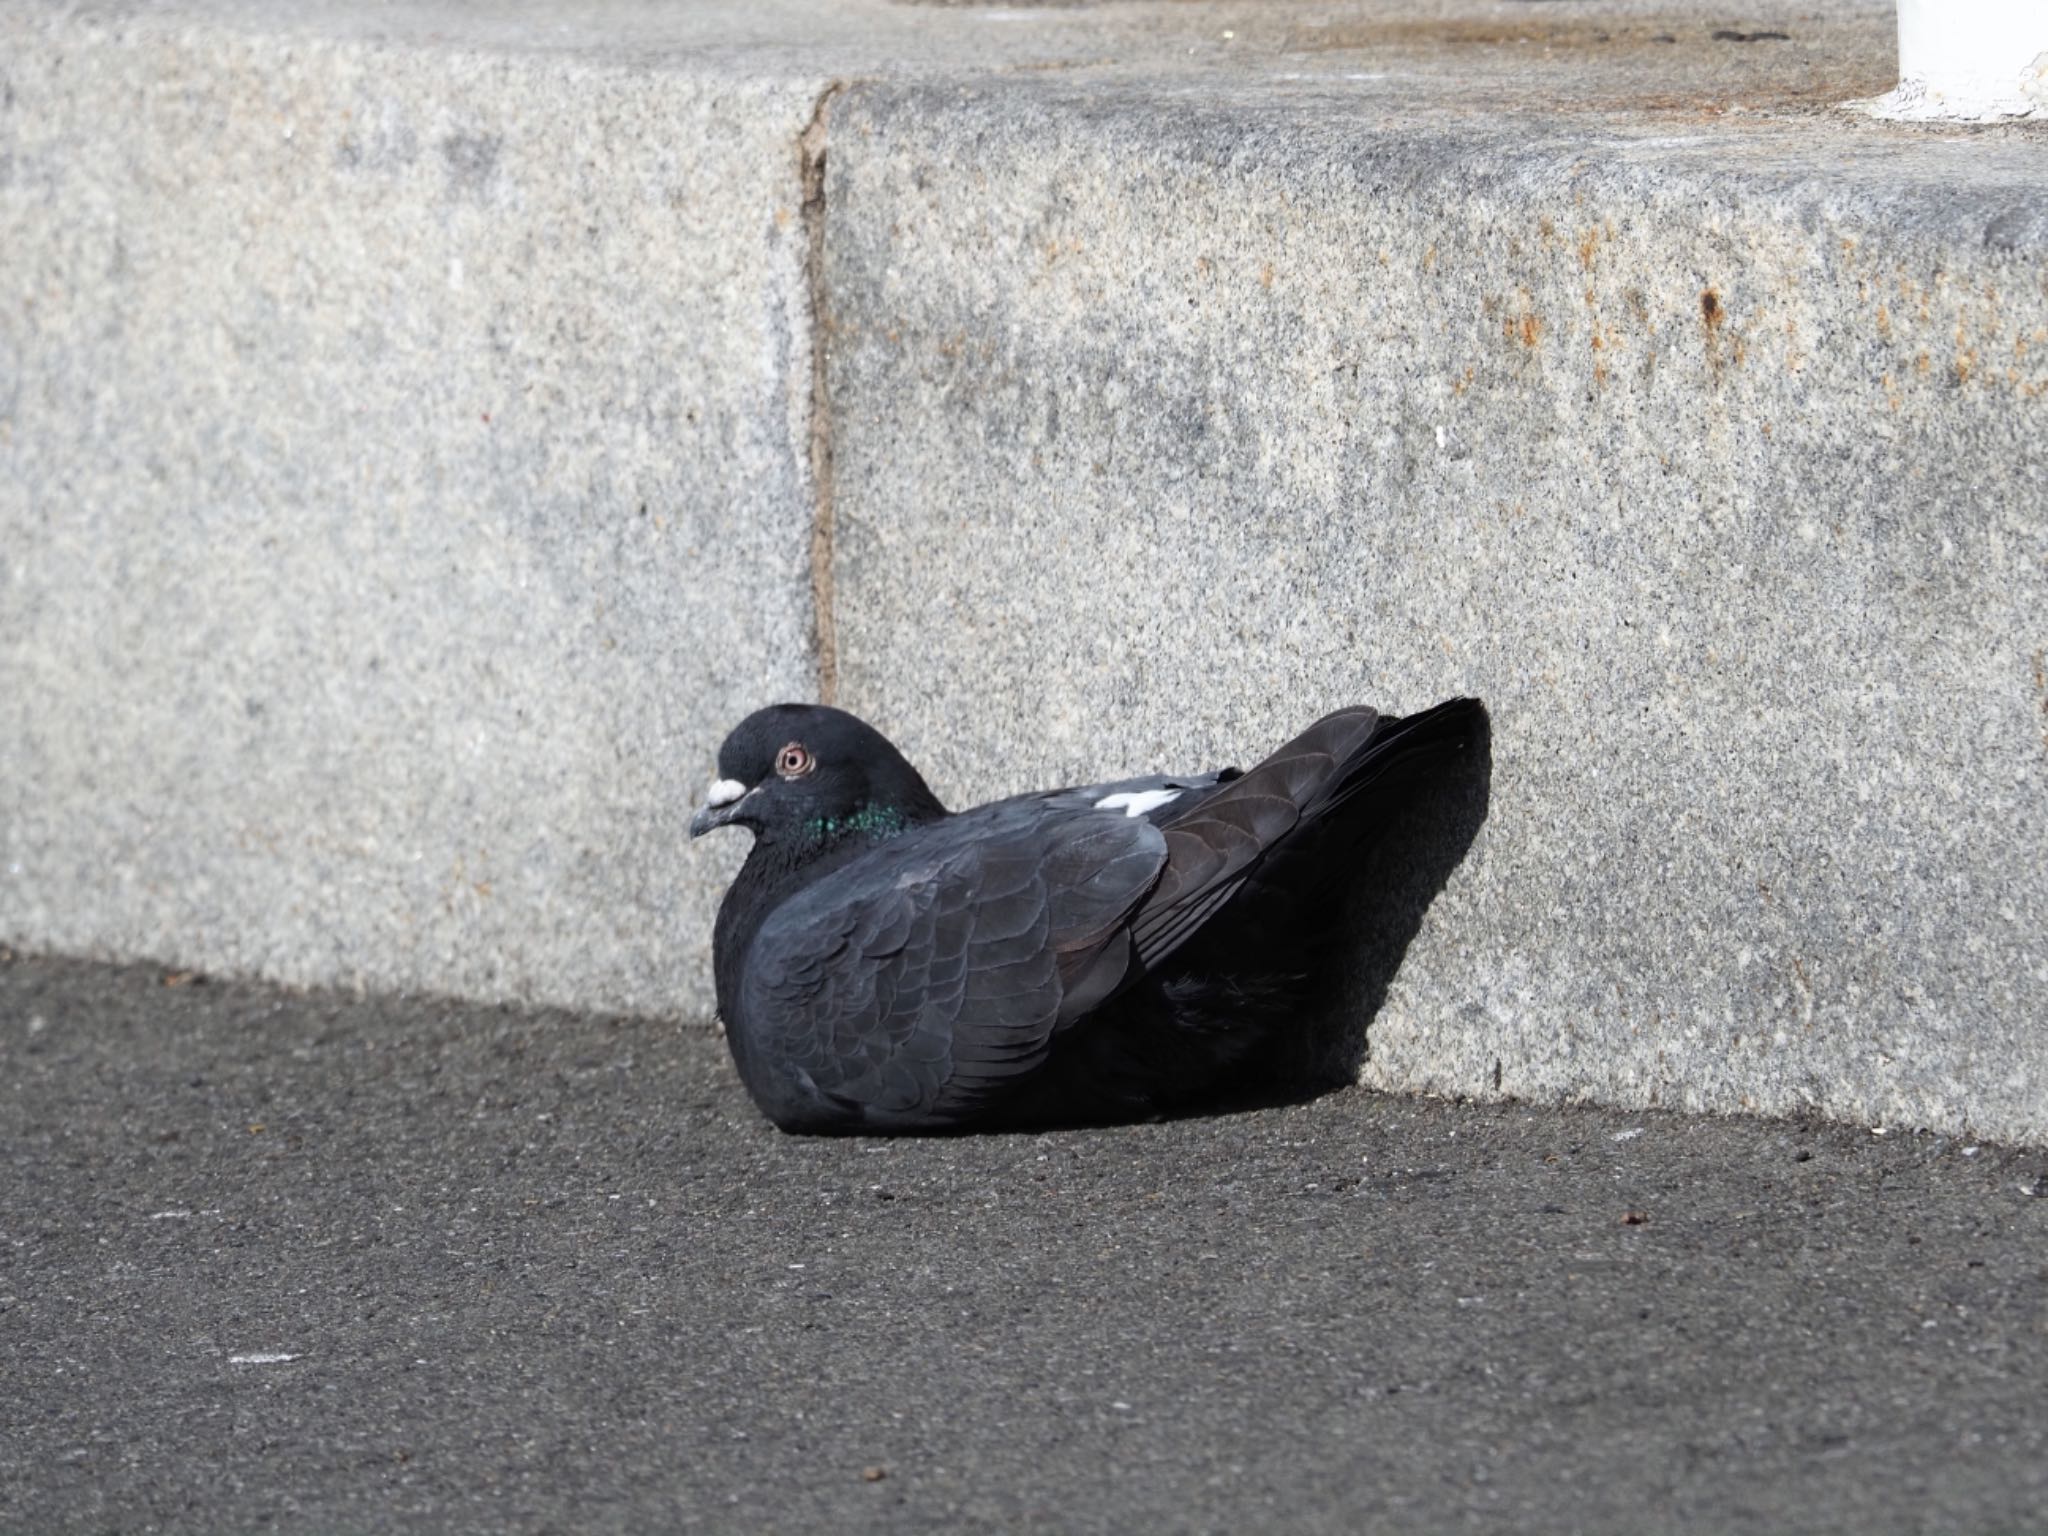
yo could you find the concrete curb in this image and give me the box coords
[819,77,2048,1143]
[2,8,829,1014]
[4,1,2044,1140]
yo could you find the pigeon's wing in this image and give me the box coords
[1125,708,1387,968]
[736,805,1167,1128]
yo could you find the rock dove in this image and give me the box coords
[691,699,1483,1134]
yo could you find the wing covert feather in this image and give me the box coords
[737,804,1167,1126]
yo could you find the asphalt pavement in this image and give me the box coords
[3,951,2044,1534]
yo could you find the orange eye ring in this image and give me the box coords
[776,742,814,778]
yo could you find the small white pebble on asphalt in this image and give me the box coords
[27,1015,45,1034]
[229,1353,300,1365]
[149,1210,193,1221]
[1961,1146,1980,1156]
[788,1263,805,1270]
[1871,1127,1890,1137]
[1112,1401,1132,1412]
[1611,1128,1645,1143]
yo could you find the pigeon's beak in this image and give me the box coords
[689,777,753,839]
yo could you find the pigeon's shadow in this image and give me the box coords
[1197,704,1494,1118]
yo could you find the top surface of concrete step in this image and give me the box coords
[10,0,1910,83]
[21,1,2042,244]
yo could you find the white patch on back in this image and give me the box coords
[1096,788,1182,818]
[705,777,747,808]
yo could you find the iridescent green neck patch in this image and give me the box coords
[802,803,911,846]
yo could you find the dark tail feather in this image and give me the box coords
[1248,697,1486,935]
[1308,696,1485,830]
[1208,697,1486,976]
[1127,697,1485,971]
[1056,698,1485,1118]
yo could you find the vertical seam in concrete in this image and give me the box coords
[800,80,846,706]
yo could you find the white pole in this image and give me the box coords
[1857,0,2048,120]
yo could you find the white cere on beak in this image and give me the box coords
[1096,788,1182,818]
[705,777,748,809]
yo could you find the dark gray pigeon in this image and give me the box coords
[691,699,1482,1134]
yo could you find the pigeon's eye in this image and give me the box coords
[776,742,815,778]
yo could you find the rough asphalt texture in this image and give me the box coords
[3,952,2044,1534]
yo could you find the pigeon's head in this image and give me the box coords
[688,703,947,846]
